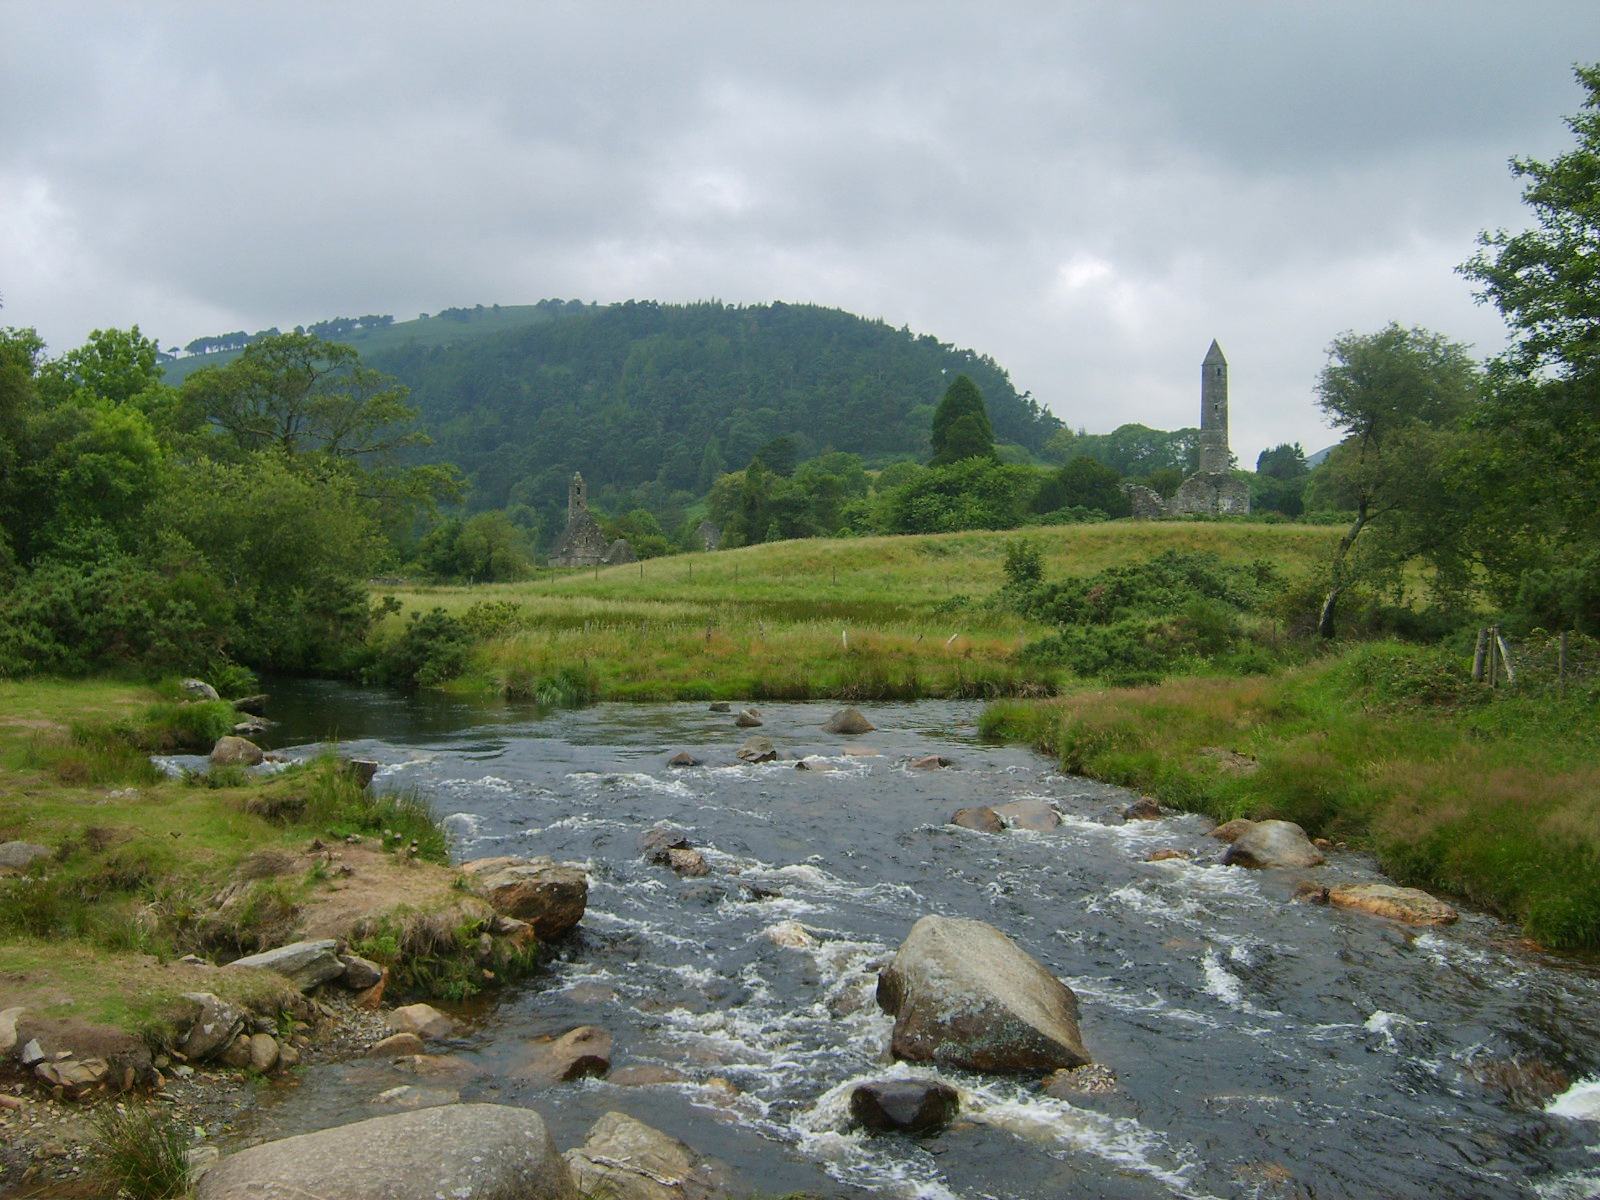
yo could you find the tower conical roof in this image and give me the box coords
[1203,339,1226,365]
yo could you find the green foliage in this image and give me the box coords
[297,756,448,859]
[369,607,474,690]
[1034,455,1132,518]
[91,1104,192,1200]
[1001,536,1044,590]
[1046,422,1200,475]
[418,510,532,581]
[1010,550,1281,684]
[882,458,1028,533]
[929,374,997,466]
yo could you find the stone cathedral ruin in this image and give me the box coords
[1126,340,1251,518]
[549,472,638,567]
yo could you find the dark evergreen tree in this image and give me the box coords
[928,374,997,466]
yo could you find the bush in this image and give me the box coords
[368,607,473,690]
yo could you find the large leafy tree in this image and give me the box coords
[929,374,997,466]
[1460,64,1600,628]
[1308,324,1480,637]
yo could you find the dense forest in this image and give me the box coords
[363,300,1061,520]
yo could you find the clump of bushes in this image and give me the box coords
[1005,550,1286,684]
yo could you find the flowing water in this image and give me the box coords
[220,682,1600,1199]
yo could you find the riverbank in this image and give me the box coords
[980,637,1600,950]
[0,678,567,1192]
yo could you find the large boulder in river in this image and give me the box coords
[1221,820,1325,869]
[460,856,587,939]
[822,706,875,734]
[876,915,1091,1073]
[196,1104,576,1200]
[1327,883,1458,926]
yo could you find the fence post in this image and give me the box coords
[1495,626,1517,685]
[1472,628,1488,683]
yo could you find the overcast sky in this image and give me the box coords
[4,2,1597,465]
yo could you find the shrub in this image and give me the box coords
[368,607,473,690]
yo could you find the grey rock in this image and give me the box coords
[35,1056,111,1094]
[342,758,379,788]
[196,1104,576,1200]
[177,993,248,1062]
[666,751,700,767]
[850,1079,961,1134]
[736,736,776,763]
[0,842,52,871]
[371,1084,459,1109]
[247,1033,280,1073]
[339,953,385,990]
[19,1038,45,1066]
[231,694,269,715]
[368,1032,426,1058]
[227,940,344,991]
[707,702,731,712]
[734,709,764,728]
[822,706,875,734]
[563,1111,731,1200]
[1222,819,1325,869]
[181,678,221,701]
[877,915,1091,1073]
[994,800,1060,831]
[0,1006,22,1056]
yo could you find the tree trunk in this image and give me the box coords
[1318,504,1370,640]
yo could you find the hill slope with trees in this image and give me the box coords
[361,300,1060,522]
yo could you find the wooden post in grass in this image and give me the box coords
[842,629,849,652]
[705,622,713,644]
[1473,628,1488,683]
[1495,627,1517,685]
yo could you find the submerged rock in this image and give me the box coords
[850,1079,961,1134]
[196,1104,576,1200]
[1122,798,1163,821]
[386,1003,457,1041]
[736,736,776,763]
[517,1026,612,1084]
[1222,820,1324,869]
[995,800,1061,831]
[876,915,1091,1073]
[909,754,953,769]
[666,750,700,767]
[950,806,1004,833]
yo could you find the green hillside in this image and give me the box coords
[155,301,592,386]
[363,300,1061,518]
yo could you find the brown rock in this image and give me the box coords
[517,1026,612,1083]
[665,847,710,877]
[734,710,764,728]
[850,1079,960,1134]
[950,806,1004,834]
[1291,880,1330,904]
[563,1110,732,1200]
[368,1032,427,1058]
[909,754,953,769]
[1040,1063,1120,1098]
[1327,883,1458,925]
[1207,818,1257,843]
[387,1004,458,1040]
[1122,798,1163,821]
[463,857,587,939]
[794,758,838,772]
[666,751,699,767]
[247,1033,280,1073]
[1146,849,1190,863]
[210,736,264,766]
[219,1035,254,1068]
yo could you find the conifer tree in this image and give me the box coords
[929,374,997,466]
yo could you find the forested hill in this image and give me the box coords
[363,300,1060,513]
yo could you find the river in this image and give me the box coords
[218,681,1600,1199]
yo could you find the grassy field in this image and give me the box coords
[377,521,1341,700]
